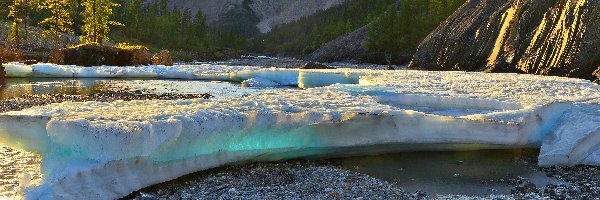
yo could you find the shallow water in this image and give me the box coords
[332,149,564,196]
[0,146,42,199]
[0,78,270,100]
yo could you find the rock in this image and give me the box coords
[512,182,539,194]
[411,0,600,82]
[21,60,38,65]
[594,67,600,84]
[166,0,347,33]
[131,48,153,66]
[0,45,22,64]
[300,62,335,69]
[0,63,5,82]
[152,50,174,66]
[309,26,369,63]
[50,43,152,67]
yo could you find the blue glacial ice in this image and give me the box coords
[0,63,600,199]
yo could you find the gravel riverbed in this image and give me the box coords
[0,90,212,112]
[126,161,424,200]
[125,159,600,200]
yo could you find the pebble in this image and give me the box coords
[0,90,212,113]
[126,161,420,200]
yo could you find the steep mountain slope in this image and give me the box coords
[308,26,368,63]
[411,0,600,83]
[165,0,347,33]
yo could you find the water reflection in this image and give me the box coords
[0,78,264,100]
[332,149,563,196]
[0,146,42,199]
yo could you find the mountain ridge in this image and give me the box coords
[164,0,347,33]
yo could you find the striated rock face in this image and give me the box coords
[166,0,347,33]
[594,67,600,83]
[308,26,368,63]
[411,0,600,82]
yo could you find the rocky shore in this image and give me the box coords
[126,161,423,200]
[0,91,212,113]
[512,165,600,199]
[214,57,404,70]
[124,158,600,200]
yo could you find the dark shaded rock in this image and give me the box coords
[308,26,369,63]
[512,182,539,194]
[411,0,600,82]
[50,44,152,67]
[300,62,335,69]
[22,60,38,65]
[0,63,5,82]
[594,67,600,84]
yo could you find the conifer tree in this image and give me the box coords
[7,0,27,43]
[80,0,123,44]
[124,0,142,35]
[193,10,211,49]
[38,0,74,38]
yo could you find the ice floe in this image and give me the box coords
[1,64,600,199]
[241,77,281,87]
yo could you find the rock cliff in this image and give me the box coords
[308,26,368,63]
[410,0,600,83]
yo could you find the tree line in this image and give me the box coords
[2,0,466,63]
[252,0,464,64]
[363,0,465,64]
[3,0,215,52]
[110,0,212,51]
[252,0,395,56]
[6,0,121,44]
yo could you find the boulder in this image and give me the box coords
[50,43,152,67]
[300,62,335,69]
[0,63,5,81]
[152,50,174,66]
[0,45,22,64]
[410,0,600,82]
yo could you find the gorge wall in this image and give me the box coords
[410,0,600,83]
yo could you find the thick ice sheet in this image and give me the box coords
[1,68,600,199]
[3,62,261,80]
[3,63,380,89]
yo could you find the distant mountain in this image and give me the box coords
[164,0,347,33]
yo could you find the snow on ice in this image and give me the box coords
[1,63,600,199]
